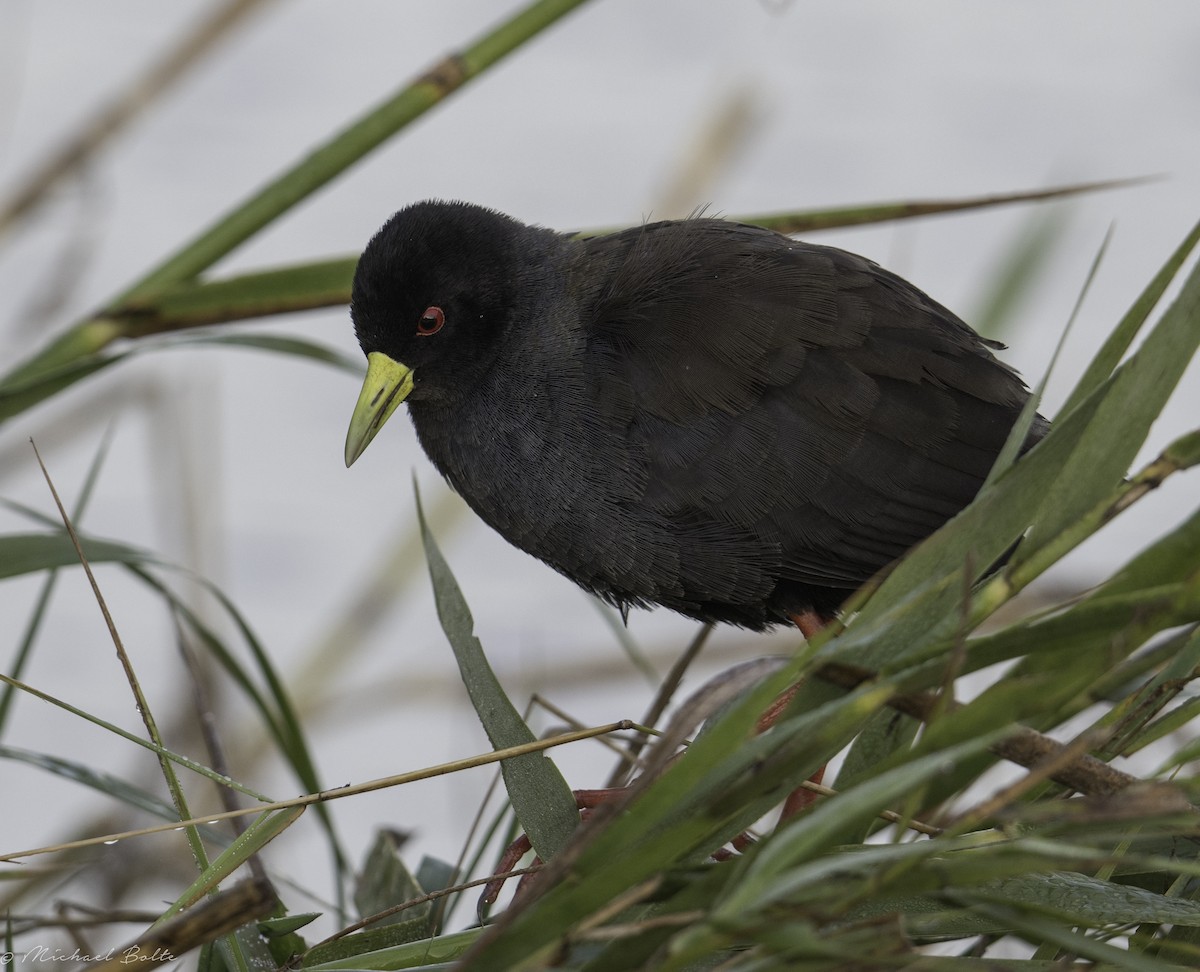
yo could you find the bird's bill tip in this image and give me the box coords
[344,352,414,467]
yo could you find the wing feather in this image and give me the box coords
[575,218,1042,602]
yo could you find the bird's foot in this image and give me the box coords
[480,787,629,909]
[481,612,831,912]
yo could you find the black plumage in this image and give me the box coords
[346,200,1047,629]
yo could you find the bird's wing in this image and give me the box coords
[578,219,1038,590]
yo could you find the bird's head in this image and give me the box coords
[344,200,546,466]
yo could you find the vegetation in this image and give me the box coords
[2,2,1198,969]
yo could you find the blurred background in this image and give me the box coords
[1,0,1198,934]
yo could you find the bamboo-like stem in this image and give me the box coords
[0,0,279,236]
[970,429,1200,626]
[0,0,592,391]
[113,0,592,304]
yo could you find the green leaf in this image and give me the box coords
[173,332,362,373]
[413,483,577,862]
[1104,502,1200,600]
[0,329,359,426]
[218,921,279,972]
[258,914,320,937]
[0,518,342,862]
[969,206,1068,341]
[1062,215,1200,415]
[301,928,480,971]
[155,806,304,925]
[972,871,1200,927]
[716,731,1002,917]
[983,223,1107,488]
[833,225,1200,675]
[0,426,114,737]
[274,829,438,965]
[958,898,1183,971]
[829,706,919,829]
[879,871,1200,941]
[356,831,429,930]
[0,531,166,579]
[730,177,1143,237]
[1022,251,1200,553]
[959,582,1199,696]
[0,743,188,821]
[114,259,359,335]
[0,354,122,423]
[1134,689,1200,760]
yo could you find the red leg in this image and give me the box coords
[755,611,829,732]
[480,788,634,907]
[772,610,833,819]
[481,609,835,908]
[480,832,535,907]
[779,762,826,818]
[789,608,829,640]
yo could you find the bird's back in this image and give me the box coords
[556,219,1047,626]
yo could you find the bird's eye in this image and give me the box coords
[417,306,445,336]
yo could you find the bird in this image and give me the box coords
[344,200,1048,630]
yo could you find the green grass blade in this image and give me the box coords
[969,206,1068,340]
[154,806,303,925]
[0,743,198,821]
[727,177,1143,237]
[1103,498,1200,599]
[1021,249,1200,554]
[171,332,362,373]
[301,927,481,971]
[0,330,357,426]
[0,531,170,579]
[835,230,1200,672]
[718,733,1001,917]
[982,225,1109,489]
[0,354,122,423]
[119,0,592,302]
[1,426,115,736]
[414,484,578,862]
[1061,215,1200,416]
[0,671,269,802]
[0,520,340,864]
[957,898,1181,971]
[116,258,359,335]
[0,0,593,398]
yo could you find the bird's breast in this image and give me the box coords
[409,373,645,571]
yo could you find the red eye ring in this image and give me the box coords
[417,306,445,335]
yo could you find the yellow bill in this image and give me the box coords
[344,352,415,467]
